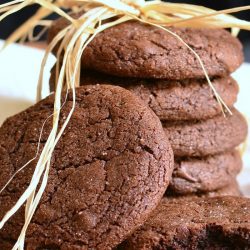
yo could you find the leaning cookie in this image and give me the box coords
[48,18,243,79]
[49,68,239,121]
[163,108,248,157]
[0,85,173,250]
[169,150,242,195]
[118,196,250,250]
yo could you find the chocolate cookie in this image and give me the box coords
[50,68,239,121]
[163,108,248,157]
[118,196,250,249]
[169,150,242,194]
[48,19,243,79]
[167,180,242,198]
[203,181,242,197]
[0,85,173,249]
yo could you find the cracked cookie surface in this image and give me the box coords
[118,196,250,249]
[0,85,173,250]
[163,108,248,157]
[48,19,243,79]
[49,69,239,121]
[169,150,242,195]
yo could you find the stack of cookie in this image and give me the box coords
[48,19,248,198]
[1,18,250,250]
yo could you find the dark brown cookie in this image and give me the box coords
[118,196,250,249]
[169,150,242,195]
[48,19,243,79]
[163,108,248,157]
[0,85,173,250]
[50,67,239,121]
[203,181,242,197]
[166,179,242,198]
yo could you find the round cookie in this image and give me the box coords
[163,108,248,157]
[50,68,239,121]
[0,85,173,249]
[118,196,250,250]
[203,181,242,197]
[169,150,242,194]
[166,180,242,198]
[48,19,243,79]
